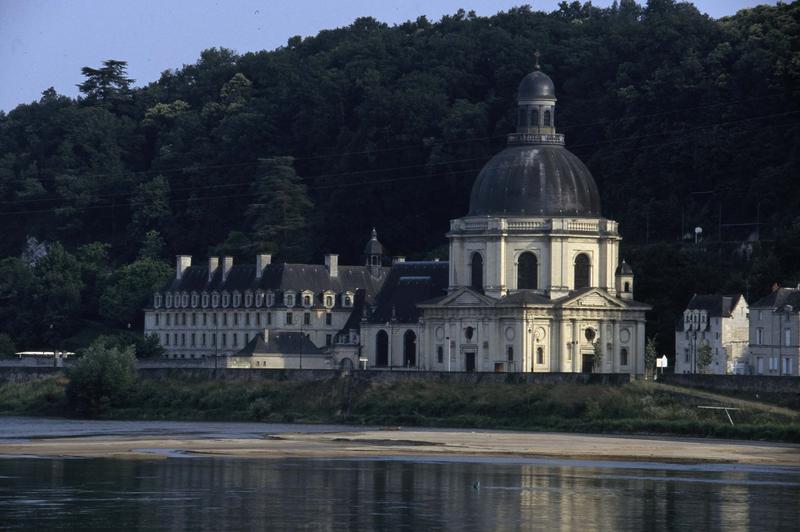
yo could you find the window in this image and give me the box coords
[202,293,209,307]
[181,293,189,307]
[783,357,792,374]
[203,313,207,326]
[166,314,171,326]
[437,346,444,364]
[303,294,312,307]
[285,293,295,307]
[233,292,241,307]
[465,327,474,340]
[517,252,538,290]
[684,348,689,362]
[507,346,514,362]
[181,333,186,346]
[543,109,551,126]
[325,295,334,308]
[245,292,253,307]
[222,333,227,347]
[155,313,160,326]
[304,312,311,325]
[165,334,170,346]
[201,333,206,346]
[223,314,228,326]
[624,282,631,293]
[620,348,629,366]
[326,313,332,326]
[245,313,250,326]
[256,313,261,326]
[192,313,197,326]
[286,312,293,325]
[213,313,218,326]
[222,293,230,307]
[470,252,483,292]
[212,292,220,308]
[785,328,792,347]
[574,253,590,289]
[244,333,249,344]
[191,293,198,307]
[376,331,389,367]
[343,293,354,308]
[585,328,596,342]
[165,293,173,308]
[267,312,272,325]
[756,357,763,374]
[212,333,217,346]
[326,334,332,346]
[769,357,778,371]
[756,328,763,345]
[191,333,196,347]
[181,313,187,326]
[530,108,539,127]
[255,291,264,307]
[537,347,544,365]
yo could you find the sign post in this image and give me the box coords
[656,355,668,379]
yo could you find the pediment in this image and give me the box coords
[560,289,626,309]
[430,288,496,308]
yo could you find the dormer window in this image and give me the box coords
[211,292,220,308]
[267,291,275,307]
[165,293,173,308]
[343,292,354,308]
[255,290,264,308]
[324,293,334,308]
[191,293,199,308]
[232,291,241,307]
[245,291,253,307]
[284,292,295,308]
[154,294,162,308]
[201,292,209,308]
[181,293,189,308]
[302,292,313,308]
[222,292,230,308]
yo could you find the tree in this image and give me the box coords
[77,59,134,108]
[246,157,313,261]
[138,230,165,260]
[66,340,137,417]
[0,333,16,358]
[592,341,604,372]
[697,343,713,373]
[31,243,83,344]
[99,258,171,327]
[645,336,658,379]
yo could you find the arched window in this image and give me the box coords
[376,331,389,367]
[574,253,590,289]
[518,109,528,127]
[403,330,417,367]
[507,346,514,362]
[437,346,444,364]
[543,109,551,126]
[536,347,544,365]
[530,108,539,128]
[517,252,538,290]
[620,348,629,366]
[470,253,483,292]
[624,282,631,293]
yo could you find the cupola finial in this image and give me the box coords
[534,50,541,70]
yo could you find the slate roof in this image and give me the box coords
[368,261,449,323]
[750,288,800,312]
[158,261,389,308]
[685,294,744,317]
[234,332,322,357]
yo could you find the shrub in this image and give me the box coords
[65,340,137,417]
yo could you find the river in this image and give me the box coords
[0,418,798,530]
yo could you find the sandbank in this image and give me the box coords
[1,428,798,466]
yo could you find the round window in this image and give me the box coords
[584,328,596,342]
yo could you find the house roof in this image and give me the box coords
[751,287,800,312]
[235,332,322,357]
[368,261,449,323]
[685,294,744,317]
[159,261,389,308]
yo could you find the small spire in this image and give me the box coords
[534,50,541,70]
[371,227,378,239]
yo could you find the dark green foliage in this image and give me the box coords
[65,340,137,417]
[98,258,171,327]
[0,333,15,357]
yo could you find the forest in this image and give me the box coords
[0,0,798,358]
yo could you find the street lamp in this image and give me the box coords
[446,336,451,372]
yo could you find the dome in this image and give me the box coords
[468,144,601,217]
[615,260,633,275]
[363,228,384,255]
[518,70,556,100]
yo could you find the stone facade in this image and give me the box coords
[748,287,800,376]
[674,294,749,375]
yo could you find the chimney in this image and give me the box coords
[256,254,272,279]
[208,257,219,283]
[393,256,406,265]
[325,254,338,277]
[176,255,192,280]
[222,256,234,282]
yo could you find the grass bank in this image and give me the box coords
[1,376,798,442]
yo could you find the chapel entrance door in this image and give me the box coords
[465,352,476,372]
[581,354,594,373]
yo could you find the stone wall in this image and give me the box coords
[0,363,629,386]
[659,373,800,394]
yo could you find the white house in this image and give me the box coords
[748,286,800,376]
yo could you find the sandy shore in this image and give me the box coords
[1,428,798,466]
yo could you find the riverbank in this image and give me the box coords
[0,419,798,467]
[2,375,799,442]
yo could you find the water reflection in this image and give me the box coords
[0,457,798,530]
